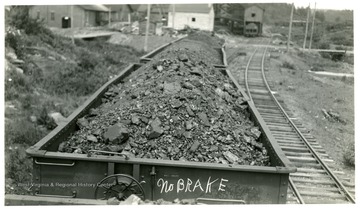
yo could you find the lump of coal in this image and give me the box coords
[104,123,129,144]
[148,118,163,139]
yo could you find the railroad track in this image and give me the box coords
[227,44,355,204]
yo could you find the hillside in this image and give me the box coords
[215,3,353,24]
[4,6,172,195]
[214,3,353,50]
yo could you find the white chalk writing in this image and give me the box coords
[218,178,228,191]
[157,176,228,194]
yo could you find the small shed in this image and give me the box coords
[29,5,109,28]
[244,5,264,35]
[167,4,215,31]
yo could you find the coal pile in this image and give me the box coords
[186,30,225,48]
[58,34,270,166]
[166,39,223,65]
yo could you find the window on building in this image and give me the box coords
[51,12,55,21]
[251,13,256,17]
[36,11,40,19]
[192,17,196,22]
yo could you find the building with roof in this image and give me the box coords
[217,4,264,36]
[167,4,215,31]
[243,5,264,35]
[29,5,109,28]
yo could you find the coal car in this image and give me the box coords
[26,36,295,204]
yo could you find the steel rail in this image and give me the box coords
[259,46,355,203]
[244,49,258,102]
[243,43,355,204]
[245,46,304,204]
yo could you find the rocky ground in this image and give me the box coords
[58,32,270,166]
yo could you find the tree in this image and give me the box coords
[315,11,326,22]
[295,7,307,19]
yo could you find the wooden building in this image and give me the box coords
[243,5,264,36]
[167,4,215,31]
[218,4,264,36]
[29,5,109,28]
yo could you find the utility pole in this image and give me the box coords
[309,2,316,49]
[144,4,151,52]
[71,5,74,44]
[172,4,175,29]
[287,3,294,52]
[303,3,310,49]
[108,7,111,27]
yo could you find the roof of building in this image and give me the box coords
[243,4,265,11]
[79,5,109,12]
[173,4,213,13]
[137,4,170,13]
[228,4,265,11]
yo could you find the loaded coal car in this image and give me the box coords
[26,32,295,204]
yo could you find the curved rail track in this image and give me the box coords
[228,43,355,204]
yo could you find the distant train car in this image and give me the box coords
[244,23,258,37]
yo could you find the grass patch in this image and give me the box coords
[5,118,47,147]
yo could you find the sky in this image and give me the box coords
[291,0,355,10]
[2,0,357,11]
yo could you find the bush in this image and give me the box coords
[5,119,47,146]
[5,30,25,58]
[5,69,32,100]
[78,50,98,69]
[7,6,50,36]
[318,41,330,50]
[37,106,58,130]
[330,34,353,46]
[282,61,295,69]
[19,94,33,110]
[343,143,355,167]
[6,6,57,51]
[5,146,33,194]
